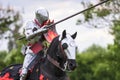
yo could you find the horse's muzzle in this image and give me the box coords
[67,59,77,71]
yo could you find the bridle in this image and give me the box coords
[47,54,67,71]
[46,30,77,72]
[47,41,68,71]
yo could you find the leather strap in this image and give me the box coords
[47,54,65,71]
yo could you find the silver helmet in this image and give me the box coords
[35,7,49,24]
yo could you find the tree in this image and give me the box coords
[108,19,120,80]
[70,0,120,80]
[76,0,120,28]
[68,44,112,80]
[0,6,25,70]
[0,6,23,51]
[0,51,7,71]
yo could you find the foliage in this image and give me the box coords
[68,45,114,80]
[0,40,25,71]
[4,47,24,66]
[77,0,120,28]
[68,43,120,80]
[68,0,120,80]
[107,20,120,80]
[0,6,25,71]
[0,51,7,70]
[0,6,23,51]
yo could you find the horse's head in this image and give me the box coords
[47,30,77,72]
[58,30,77,71]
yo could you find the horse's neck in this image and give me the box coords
[41,58,66,78]
[40,36,68,79]
[44,36,65,75]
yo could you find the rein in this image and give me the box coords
[47,54,66,71]
[47,41,68,71]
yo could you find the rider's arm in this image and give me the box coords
[24,21,47,40]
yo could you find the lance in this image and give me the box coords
[18,0,110,40]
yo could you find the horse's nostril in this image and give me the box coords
[70,63,74,67]
[67,60,77,71]
[69,63,77,70]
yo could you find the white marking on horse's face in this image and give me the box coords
[61,34,77,60]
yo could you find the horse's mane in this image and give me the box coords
[47,36,60,57]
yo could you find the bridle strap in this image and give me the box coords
[59,43,67,59]
[47,54,65,71]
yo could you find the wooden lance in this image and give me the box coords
[18,0,110,40]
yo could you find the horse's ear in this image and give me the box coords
[61,30,66,40]
[71,32,77,39]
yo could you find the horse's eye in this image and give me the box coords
[62,43,68,49]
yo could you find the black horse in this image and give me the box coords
[0,30,77,80]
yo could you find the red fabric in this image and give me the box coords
[34,19,42,28]
[44,29,58,43]
[43,20,58,43]
[39,74,44,80]
[34,19,54,28]
[43,20,54,26]
[32,19,57,53]
[34,19,58,43]
[30,42,43,54]
[0,73,13,80]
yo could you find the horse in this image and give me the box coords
[0,30,77,80]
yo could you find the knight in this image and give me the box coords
[20,7,58,80]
